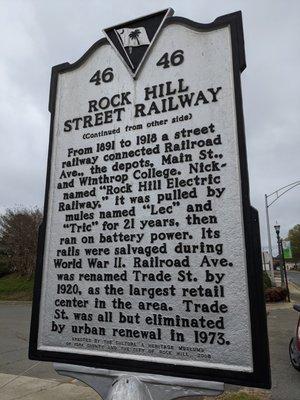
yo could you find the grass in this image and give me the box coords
[0,273,34,300]
[204,389,270,400]
[218,393,264,400]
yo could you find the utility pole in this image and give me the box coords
[265,180,300,286]
[265,194,275,284]
[280,238,290,302]
[274,223,285,287]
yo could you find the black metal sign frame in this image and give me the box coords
[29,11,271,389]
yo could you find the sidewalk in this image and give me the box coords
[0,373,98,400]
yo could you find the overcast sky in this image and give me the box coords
[0,0,299,252]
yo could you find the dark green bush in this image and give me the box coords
[263,271,272,290]
[0,256,10,278]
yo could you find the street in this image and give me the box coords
[288,271,300,286]
[0,302,69,383]
[1,295,300,399]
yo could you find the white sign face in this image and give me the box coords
[30,13,270,389]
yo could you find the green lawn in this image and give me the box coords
[204,392,268,400]
[0,273,34,300]
[204,389,269,400]
[218,393,264,400]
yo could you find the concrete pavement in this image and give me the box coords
[0,373,98,400]
[264,281,300,400]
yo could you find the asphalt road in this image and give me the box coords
[1,296,300,399]
[0,302,70,383]
[288,270,300,286]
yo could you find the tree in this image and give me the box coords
[0,208,43,277]
[128,29,141,53]
[129,29,141,45]
[287,224,300,263]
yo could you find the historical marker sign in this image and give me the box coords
[29,10,271,388]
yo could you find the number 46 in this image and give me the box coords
[156,49,184,69]
[89,67,114,85]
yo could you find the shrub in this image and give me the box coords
[263,271,272,290]
[0,256,10,278]
[265,287,287,302]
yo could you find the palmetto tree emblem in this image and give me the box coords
[128,29,141,53]
[105,8,173,76]
[114,26,150,57]
[129,29,141,44]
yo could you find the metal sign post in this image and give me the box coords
[54,363,224,399]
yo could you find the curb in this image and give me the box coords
[289,280,300,294]
[266,301,294,312]
[0,301,32,305]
